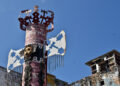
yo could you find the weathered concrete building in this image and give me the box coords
[0,66,22,86]
[70,50,120,86]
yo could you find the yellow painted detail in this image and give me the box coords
[47,74,56,86]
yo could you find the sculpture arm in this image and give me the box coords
[47,23,54,32]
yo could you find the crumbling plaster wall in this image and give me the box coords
[0,67,22,86]
[70,72,120,86]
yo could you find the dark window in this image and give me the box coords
[100,81,104,86]
[115,54,120,65]
[91,65,97,74]
[100,61,110,73]
[92,70,97,74]
[92,65,96,70]
[90,81,92,86]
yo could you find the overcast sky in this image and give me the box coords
[0,0,120,83]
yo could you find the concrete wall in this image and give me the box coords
[70,72,120,86]
[0,66,22,86]
[0,66,68,86]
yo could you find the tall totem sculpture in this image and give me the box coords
[18,6,54,86]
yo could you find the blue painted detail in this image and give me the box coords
[11,52,16,57]
[58,48,64,54]
[8,64,13,69]
[47,50,50,55]
[57,34,63,41]
[16,55,20,60]
[50,42,55,49]
[47,40,50,45]
[20,59,24,64]
[50,42,59,49]
[13,59,17,63]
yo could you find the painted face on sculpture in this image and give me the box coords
[24,45,33,57]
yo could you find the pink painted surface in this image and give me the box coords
[44,58,47,86]
[31,82,40,86]
[25,24,47,46]
[31,62,41,86]
[22,61,43,86]
[22,63,26,86]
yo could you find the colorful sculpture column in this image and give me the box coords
[18,6,54,86]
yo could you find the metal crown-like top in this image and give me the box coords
[18,6,54,31]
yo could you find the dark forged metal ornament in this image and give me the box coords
[18,5,54,86]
